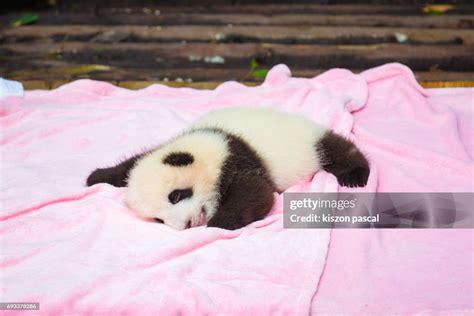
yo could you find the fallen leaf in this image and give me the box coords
[337,44,383,51]
[204,56,225,64]
[188,55,202,62]
[249,58,268,79]
[394,32,409,43]
[250,58,258,71]
[213,33,226,41]
[11,14,39,27]
[251,68,268,79]
[422,4,455,15]
[91,30,130,43]
[63,64,111,75]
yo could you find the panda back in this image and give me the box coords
[192,107,326,191]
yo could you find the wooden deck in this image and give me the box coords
[1,3,473,89]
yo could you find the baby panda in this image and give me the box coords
[86,107,369,230]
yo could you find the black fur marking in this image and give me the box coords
[168,188,193,204]
[86,152,147,187]
[163,152,194,167]
[200,128,276,230]
[316,131,370,188]
[207,173,274,230]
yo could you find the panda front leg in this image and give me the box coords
[207,174,275,230]
[316,131,370,188]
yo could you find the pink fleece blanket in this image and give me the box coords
[1,63,472,315]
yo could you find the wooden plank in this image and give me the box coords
[100,4,474,15]
[3,25,473,45]
[1,64,261,81]
[420,81,474,88]
[117,80,255,89]
[21,80,50,90]
[3,5,467,18]
[412,72,474,81]
[5,59,474,82]
[50,80,74,89]
[1,13,473,29]
[20,80,474,91]
[2,42,473,72]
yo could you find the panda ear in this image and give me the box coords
[86,152,146,187]
[162,152,194,167]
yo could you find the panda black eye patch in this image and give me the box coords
[163,152,194,167]
[168,188,193,204]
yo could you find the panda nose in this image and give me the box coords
[154,218,164,224]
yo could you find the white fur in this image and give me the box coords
[126,107,327,230]
[126,130,228,230]
[193,107,326,191]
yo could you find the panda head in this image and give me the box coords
[125,131,228,230]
